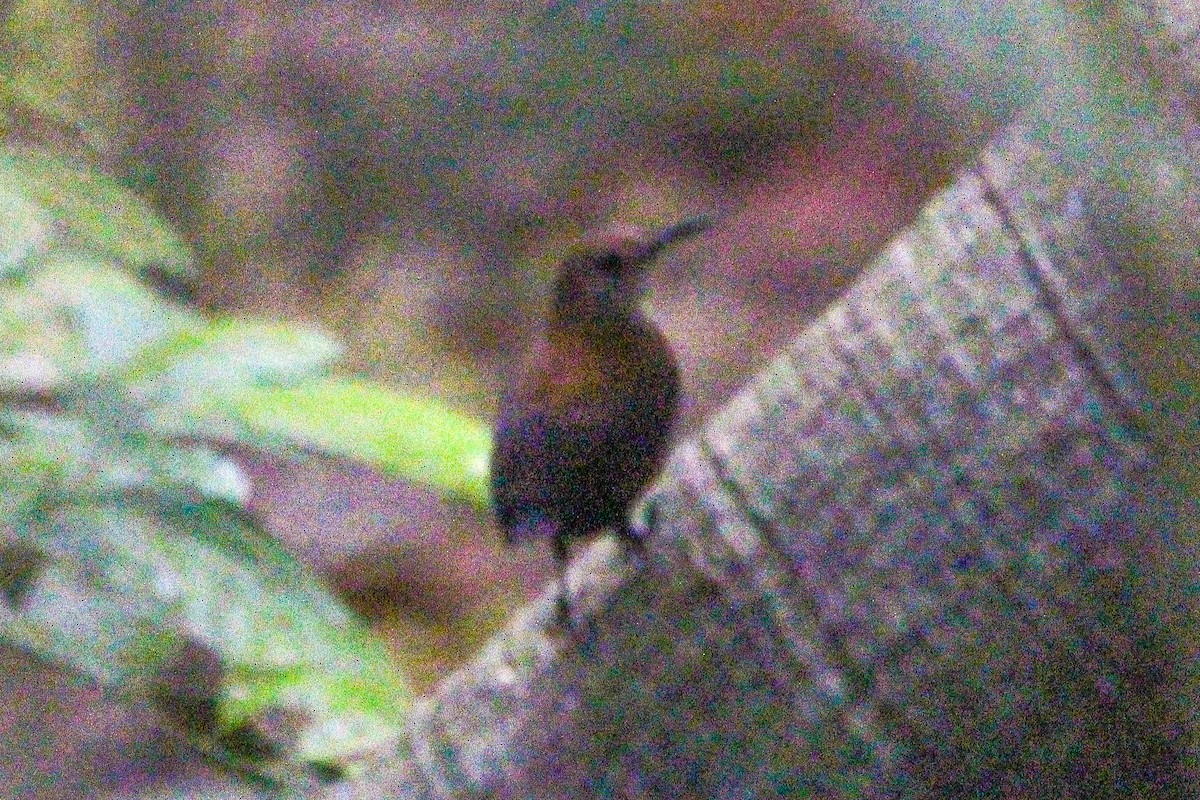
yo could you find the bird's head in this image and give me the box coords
[552,215,712,325]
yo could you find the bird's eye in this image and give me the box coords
[595,251,622,274]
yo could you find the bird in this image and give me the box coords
[490,215,712,631]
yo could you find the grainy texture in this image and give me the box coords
[1134,0,1200,97]
[324,112,1193,798]
[322,53,1199,800]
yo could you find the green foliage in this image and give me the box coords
[232,378,491,506]
[0,148,194,277]
[0,143,493,784]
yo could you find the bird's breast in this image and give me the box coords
[524,321,671,417]
[491,315,680,541]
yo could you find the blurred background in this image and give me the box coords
[2,0,1074,794]
[55,0,971,679]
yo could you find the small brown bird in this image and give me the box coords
[490,216,712,629]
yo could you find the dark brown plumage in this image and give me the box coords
[490,216,711,629]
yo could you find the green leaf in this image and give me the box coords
[3,501,411,770]
[0,408,250,513]
[0,287,82,393]
[223,659,407,764]
[0,185,51,277]
[124,319,344,433]
[0,252,201,391]
[0,77,106,159]
[0,146,194,278]
[0,412,95,500]
[0,508,185,689]
[0,99,426,782]
[36,252,202,367]
[229,378,492,507]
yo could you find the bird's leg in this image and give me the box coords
[615,519,648,568]
[552,532,575,633]
[617,499,661,568]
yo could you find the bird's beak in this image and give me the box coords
[634,214,715,265]
[658,214,715,246]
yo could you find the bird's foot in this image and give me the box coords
[617,503,659,569]
[554,588,576,635]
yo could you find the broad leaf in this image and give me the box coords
[0,252,200,391]
[123,319,343,430]
[0,146,193,278]
[3,500,411,770]
[230,378,492,507]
